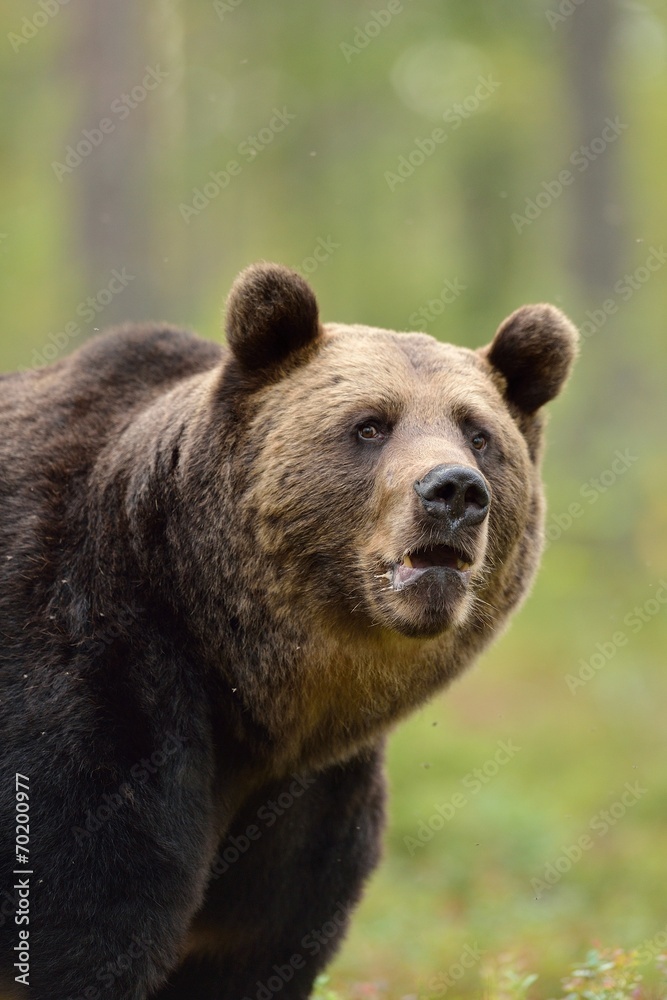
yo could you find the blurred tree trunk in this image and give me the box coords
[562,0,625,292]
[70,0,160,325]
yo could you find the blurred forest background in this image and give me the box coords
[0,0,666,996]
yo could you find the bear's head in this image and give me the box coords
[221,263,577,647]
[171,263,579,766]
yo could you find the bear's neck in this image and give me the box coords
[204,609,496,778]
[85,374,502,778]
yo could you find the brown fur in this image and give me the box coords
[0,263,578,998]
[176,275,578,775]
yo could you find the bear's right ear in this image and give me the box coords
[225,262,321,374]
[483,304,579,414]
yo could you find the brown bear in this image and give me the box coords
[0,263,577,999]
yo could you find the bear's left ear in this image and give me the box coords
[225,262,321,374]
[482,304,579,413]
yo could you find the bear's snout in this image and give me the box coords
[413,464,490,529]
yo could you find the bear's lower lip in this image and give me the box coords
[390,544,473,591]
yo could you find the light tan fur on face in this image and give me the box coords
[216,323,538,773]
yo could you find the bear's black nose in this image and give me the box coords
[414,464,490,527]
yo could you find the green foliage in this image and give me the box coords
[559,948,645,1000]
[482,955,540,1000]
[317,949,667,999]
[312,975,345,1000]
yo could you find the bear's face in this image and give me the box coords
[243,329,528,640]
[223,265,578,650]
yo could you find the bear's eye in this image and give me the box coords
[471,432,488,451]
[357,421,386,442]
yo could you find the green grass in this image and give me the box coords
[317,947,667,1000]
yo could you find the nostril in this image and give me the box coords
[438,482,457,505]
[464,482,489,511]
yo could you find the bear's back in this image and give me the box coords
[0,325,224,562]
[0,324,224,451]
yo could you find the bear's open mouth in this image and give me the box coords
[390,544,474,590]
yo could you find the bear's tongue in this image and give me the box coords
[393,545,472,588]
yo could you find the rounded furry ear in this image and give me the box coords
[225,262,320,372]
[484,304,579,413]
